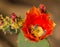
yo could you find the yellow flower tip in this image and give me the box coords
[11,23,19,29]
[0,14,4,19]
[18,21,22,26]
[53,23,56,27]
[6,16,9,19]
[14,26,18,28]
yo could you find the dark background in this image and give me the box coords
[0,0,60,47]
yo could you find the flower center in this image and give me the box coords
[31,25,44,37]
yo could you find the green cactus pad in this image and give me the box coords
[18,31,50,47]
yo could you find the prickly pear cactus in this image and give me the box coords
[18,31,50,47]
[0,4,56,47]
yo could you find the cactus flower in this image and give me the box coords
[22,4,56,42]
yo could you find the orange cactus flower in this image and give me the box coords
[22,4,56,42]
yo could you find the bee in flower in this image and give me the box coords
[22,4,56,42]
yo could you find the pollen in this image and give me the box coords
[31,26,44,37]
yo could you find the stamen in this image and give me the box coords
[31,25,44,37]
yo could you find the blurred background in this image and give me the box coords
[0,0,60,47]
